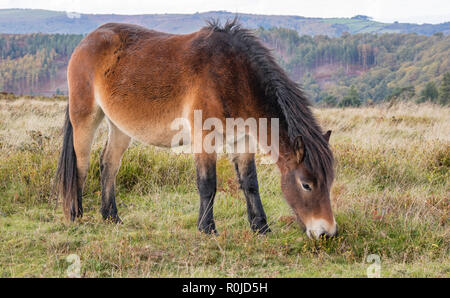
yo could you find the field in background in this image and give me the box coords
[0,98,448,277]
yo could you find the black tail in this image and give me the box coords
[55,105,81,221]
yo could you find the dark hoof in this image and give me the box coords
[252,225,271,235]
[104,216,122,224]
[198,222,217,235]
[102,210,122,224]
[199,228,218,235]
[69,205,83,221]
[257,226,272,234]
[110,216,123,224]
[250,217,271,234]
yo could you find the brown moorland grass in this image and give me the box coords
[0,99,448,277]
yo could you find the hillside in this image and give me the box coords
[0,9,449,36]
[0,33,82,95]
[1,29,449,105]
[258,28,450,104]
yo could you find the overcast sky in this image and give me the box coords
[1,0,449,24]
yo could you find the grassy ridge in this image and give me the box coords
[0,99,448,277]
[1,9,449,36]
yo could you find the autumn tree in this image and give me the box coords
[418,82,439,103]
[339,85,362,107]
[438,72,450,105]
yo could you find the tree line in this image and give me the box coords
[257,28,450,106]
[0,34,83,92]
[0,30,448,106]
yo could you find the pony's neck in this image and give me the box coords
[249,96,294,174]
[274,133,296,175]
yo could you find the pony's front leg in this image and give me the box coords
[233,153,271,234]
[195,153,217,234]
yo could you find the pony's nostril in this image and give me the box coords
[318,232,331,239]
[306,219,337,239]
[307,229,328,239]
[317,227,338,239]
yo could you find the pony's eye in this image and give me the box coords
[302,183,312,191]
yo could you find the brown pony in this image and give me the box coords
[55,20,337,239]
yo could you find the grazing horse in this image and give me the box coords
[55,20,337,239]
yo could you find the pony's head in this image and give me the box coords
[209,19,338,238]
[280,130,337,239]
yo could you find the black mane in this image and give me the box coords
[206,19,334,185]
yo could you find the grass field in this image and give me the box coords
[0,98,448,277]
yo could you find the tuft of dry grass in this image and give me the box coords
[0,99,448,277]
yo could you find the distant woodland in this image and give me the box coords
[258,28,450,106]
[0,34,82,95]
[0,29,449,106]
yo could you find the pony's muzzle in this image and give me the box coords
[305,218,338,239]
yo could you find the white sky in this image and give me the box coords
[0,0,449,24]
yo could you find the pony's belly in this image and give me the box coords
[118,120,183,148]
[95,89,192,148]
[106,110,192,148]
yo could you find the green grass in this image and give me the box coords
[321,18,388,34]
[0,99,448,277]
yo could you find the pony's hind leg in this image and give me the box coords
[195,153,218,234]
[70,107,104,220]
[100,120,131,223]
[232,153,271,234]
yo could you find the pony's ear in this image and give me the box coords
[323,130,332,143]
[293,136,305,163]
